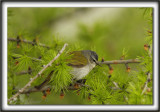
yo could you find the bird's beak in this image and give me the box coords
[95,60,102,67]
[91,56,101,67]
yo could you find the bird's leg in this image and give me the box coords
[76,79,86,84]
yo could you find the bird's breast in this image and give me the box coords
[70,63,96,80]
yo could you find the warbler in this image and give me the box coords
[67,50,98,80]
[35,50,98,89]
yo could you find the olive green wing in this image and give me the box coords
[67,51,88,68]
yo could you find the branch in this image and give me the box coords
[15,59,141,75]
[141,72,151,95]
[22,85,51,94]
[141,45,152,95]
[8,37,50,49]
[17,80,127,95]
[14,58,141,75]
[21,85,80,94]
[99,59,141,65]
[8,43,68,103]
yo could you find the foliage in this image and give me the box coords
[127,8,153,104]
[7,8,152,105]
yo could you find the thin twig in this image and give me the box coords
[141,72,151,95]
[148,45,152,58]
[21,81,123,94]
[11,53,42,62]
[15,59,141,75]
[8,38,50,49]
[16,70,33,75]
[20,84,87,94]
[112,81,121,90]
[141,44,152,95]
[112,81,119,88]
[8,43,68,103]
[12,52,140,64]
[22,85,51,94]
[99,59,141,65]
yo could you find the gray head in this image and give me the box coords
[82,50,98,64]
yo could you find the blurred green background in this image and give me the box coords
[8,7,148,104]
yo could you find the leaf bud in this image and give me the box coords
[46,88,51,95]
[101,57,104,62]
[77,90,80,96]
[147,88,151,92]
[60,92,64,99]
[126,67,131,72]
[15,61,19,65]
[109,68,113,74]
[17,44,20,48]
[144,44,149,51]
[88,96,91,101]
[42,95,47,99]
[120,55,125,60]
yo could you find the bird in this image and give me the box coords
[35,50,99,89]
[67,50,99,80]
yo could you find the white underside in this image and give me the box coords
[70,63,96,80]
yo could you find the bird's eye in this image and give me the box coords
[93,59,96,62]
[92,56,97,63]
